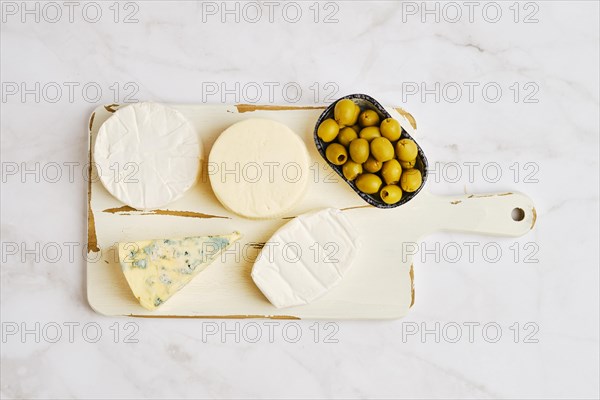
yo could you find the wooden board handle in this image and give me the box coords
[424,191,536,237]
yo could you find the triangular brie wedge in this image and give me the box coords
[119,232,241,310]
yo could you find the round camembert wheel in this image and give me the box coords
[94,102,202,211]
[209,118,310,219]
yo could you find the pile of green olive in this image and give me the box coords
[317,99,423,205]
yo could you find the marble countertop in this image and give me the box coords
[1,1,598,398]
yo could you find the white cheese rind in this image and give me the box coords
[119,232,240,310]
[208,118,309,219]
[94,102,202,211]
[251,208,360,308]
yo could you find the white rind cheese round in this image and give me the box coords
[251,208,361,308]
[208,118,310,219]
[94,102,202,211]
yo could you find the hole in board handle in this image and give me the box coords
[511,207,525,222]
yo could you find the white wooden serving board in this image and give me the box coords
[86,103,536,319]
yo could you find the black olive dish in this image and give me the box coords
[313,93,428,209]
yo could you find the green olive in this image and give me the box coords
[325,143,348,166]
[350,124,361,134]
[353,104,361,125]
[337,127,358,147]
[380,118,402,141]
[342,160,363,181]
[381,159,402,185]
[380,185,403,204]
[370,137,394,162]
[359,109,380,127]
[400,168,422,192]
[363,156,382,173]
[356,173,382,194]
[334,99,359,127]
[359,126,381,142]
[400,159,417,169]
[349,138,370,164]
[317,118,339,142]
[395,138,418,162]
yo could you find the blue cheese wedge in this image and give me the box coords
[119,232,240,310]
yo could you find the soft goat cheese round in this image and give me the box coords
[208,118,309,219]
[94,102,202,210]
[251,208,361,308]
